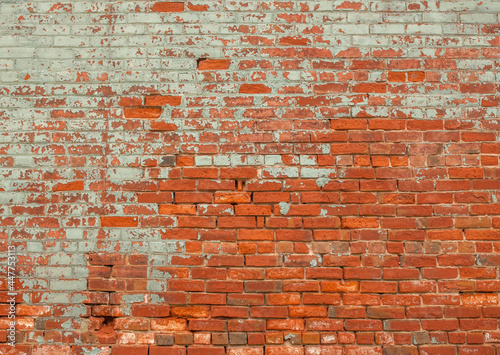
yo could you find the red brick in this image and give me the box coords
[266,347,304,355]
[198,59,231,70]
[112,346,148,355]
[215,192,251,203]
[239,84,272,94]
[52,181,85,191]
[352,83,386,93]
[100,216,138,228]
[267,319,305,331]
[123,107,162,119]
[159,204,196,215]
[145,95,182,106]
[150,348,186,355]
[152,2,185,12]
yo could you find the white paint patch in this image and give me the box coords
[316,177,329,187]
[279,202,290,215]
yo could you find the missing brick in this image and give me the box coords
[102,316,115,327]
[196,58,208,69]
[235,180,244,191]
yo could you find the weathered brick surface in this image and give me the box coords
[1,1,500,354]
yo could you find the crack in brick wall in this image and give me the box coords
[1,1,500,354]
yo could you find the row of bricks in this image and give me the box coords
[17,321,500,344]
[13,216,500,231]
[4,108,498,122]
[23,179,499,193]
[3,143,497,154]
[21,329,500,347]
[82,279,500,293]
[5,179,500,193]
[21,304,500,320]
[7,111,498,125]
[13,331,489,349]
[3,275,478,294]
[11,330,500,348]
[9,302,500,318]
[4,87,500,102]
[4,58,499,71]
[12,329,500,348]
[97,215,500,230]
[83,249,500,264]
[110,330,500,346]
[120,90,499,120]
[16,77,492,93]
[6,77,500,91]
[23,179,500,192]
[2,218,469,239]
[130,191,499,204]
[16,132,497,145]
[12,32,496,48]
[12,92,500,104]
[3,24,500,37]
[7,345,500,355]
[2,139,498,148]
[74,126,499,141]
[8,212,500,229]
[84,235,499,257]
[126,1,500,14]
[16,259,500,275]
[15,252,500,269]
[7,0,500,12]
[120,85,500,96]
[86,265,500,277]
[4,156,500,171]
[25,316,500,332]
[4,62,500,79]
[6,43,498,55]
[3,157,499,172]
[9,197,500,209]
[3,24,500,36]
[10,260,500,279]
[10,240,500,257]
[5,291,499,307]
[85,253,500,266]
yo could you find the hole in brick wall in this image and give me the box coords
[196,58,207,69]
[235,180,244,191]
[102,316,115,327]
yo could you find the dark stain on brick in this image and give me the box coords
[159,155,176,167]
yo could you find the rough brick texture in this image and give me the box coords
[1,1,500,354]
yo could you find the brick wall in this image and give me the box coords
[2,1,500,354]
